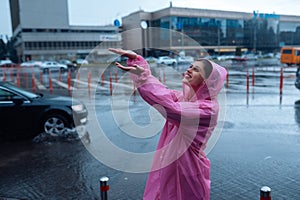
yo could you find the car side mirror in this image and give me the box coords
[12,96,24,105]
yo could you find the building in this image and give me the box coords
[9,0,121,62]
[122,5,300,57]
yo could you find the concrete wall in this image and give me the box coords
[19,0,69,29]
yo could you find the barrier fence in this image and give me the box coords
[0,64,296,101]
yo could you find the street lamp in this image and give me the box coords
[140,20,148,57]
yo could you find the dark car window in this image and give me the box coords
[0,88,16,101]
[4,84,38,99]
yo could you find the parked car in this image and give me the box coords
[76,58,89,66]
[145,56,157,63]
[0,60,14,67]
[20,60,42,67]
[156,56,177,66]
[0,82,88,141]
[40,61,68,73]
[59,59,77,69]
[295,67,300,90]
[177,56,194,64]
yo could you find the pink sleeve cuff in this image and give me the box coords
[130,69,151,86]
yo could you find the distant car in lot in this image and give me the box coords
[40,61,68,73]
[59,59,77,69]
[156,56,177,66]
[295,67,300,90]
[76,58,89,66]
[20,60,42,67]
[0,82,88,141]
[0,60,14,67]
[145,56,157,63]
[177,56,194,64]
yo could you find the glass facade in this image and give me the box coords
[150,13,300,53]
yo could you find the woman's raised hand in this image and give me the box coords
[108,48,124,55]
[115,62,144,75]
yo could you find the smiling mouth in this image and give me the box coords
[185,73,192,79]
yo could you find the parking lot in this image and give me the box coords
[0,59,300,199]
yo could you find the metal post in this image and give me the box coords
[100,176,109,200]
[260,186,271,200]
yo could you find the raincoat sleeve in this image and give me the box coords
[128,56,214,126]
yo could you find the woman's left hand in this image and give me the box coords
[115,62,144,75]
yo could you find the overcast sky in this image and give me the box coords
[1,0,300,39]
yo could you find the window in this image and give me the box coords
[0,88,15,101]
[283,49,292,54]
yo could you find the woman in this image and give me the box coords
[109,48,227,200]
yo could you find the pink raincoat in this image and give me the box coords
[127,55,227,200]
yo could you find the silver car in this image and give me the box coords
[40,61,68,73]
[156,56,177,66]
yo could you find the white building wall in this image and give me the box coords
[19,0,69,29]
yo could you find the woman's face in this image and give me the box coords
[182,61,207,89]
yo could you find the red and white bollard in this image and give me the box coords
[252,66,255,86]
[109,72,113,96]
[246,68,250,93]
[279,67,284,96]
[49,70,53,94]
[260,186,271,200]
[100,176,109,200]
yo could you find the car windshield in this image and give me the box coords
[5,83,39,99]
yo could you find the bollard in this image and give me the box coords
[49,70,53,94]
[226,67,229,89]
[260,186,271,200]
[109,72,113,96]
[246,68,249,93]
[10,67,13,82]
[101,72,105,86]
[163,68,166,83]
[40,71,43,85]
[279,67,284,95]
[24,70,28,88]
[2,66,6,82]
[16,68,21,87]
[32,72,36,92]
[252,66,255,86]
[68,69,71,92]
[133,82,136,97]
[100,176,109,200]
[58,69,62,82]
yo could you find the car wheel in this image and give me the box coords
[42,114,70,136]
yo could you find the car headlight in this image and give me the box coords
[72,104,84,112]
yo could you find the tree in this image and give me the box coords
[0,38,7,60]
[6,37,18,63]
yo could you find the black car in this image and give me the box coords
[0,82,88,141]
[295,67,300,90]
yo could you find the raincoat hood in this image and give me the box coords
[182,59,227,101]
